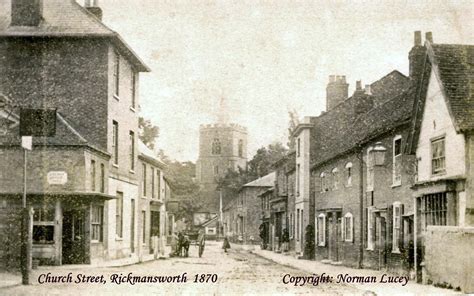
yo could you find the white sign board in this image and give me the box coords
[47,171,68,185]
[21,136,32,150]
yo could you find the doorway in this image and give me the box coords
[62,209,85,264]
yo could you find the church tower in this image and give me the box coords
[196,123,247,211]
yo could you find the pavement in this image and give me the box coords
[233,244,461,296]
[0,241,462,296]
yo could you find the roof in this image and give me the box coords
[429,43,474,131]
[0,0,149,72]
[138,140,166,168]
[243,172,276,187]
[310,70,412,168]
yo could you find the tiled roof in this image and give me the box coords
[243,172,276,187]
[430,43,474,131]
[310,71,412,168]
[0,0,149,71]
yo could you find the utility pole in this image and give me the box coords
[21,136,32,285]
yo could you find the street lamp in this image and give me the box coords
[371,142,387,166]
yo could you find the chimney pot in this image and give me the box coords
[414,31,422,46]
[364,84,372,95]
[11,0,43,27]
[425,32,433,43]
[329,75,336,83]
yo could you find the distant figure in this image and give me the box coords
[222,236,231,253]
[198,230,206,258]
[170,232,179,257]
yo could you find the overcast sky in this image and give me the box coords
[91,0,472,162]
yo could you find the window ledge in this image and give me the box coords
[431,171,446,177]
[130,106,136,112]
[366,247,374,251]
[391,183,402,188]
[113,164,119,168]
[115,237,123,241]
[91,241,102,244]
[113,94,120,101]
[392,249,401,254]
[129,170,135,174]
[318,242,325,247]
[344,239,353,243]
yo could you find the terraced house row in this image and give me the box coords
[268,31,473,292]
[0,0,174,267]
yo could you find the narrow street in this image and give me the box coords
[2,241,362,296]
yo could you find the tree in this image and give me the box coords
[288,110,299,150]
[138,117,159,149]
[247,142,288,179]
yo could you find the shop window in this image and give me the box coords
[431,137,446,175]
[91,205,103,242]
[33,205,55,244]
[342,212,353,242]
[317,213,326,246]
[393,136,402,186]
[420,192,447,230]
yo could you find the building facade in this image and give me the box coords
[0,0,150,266]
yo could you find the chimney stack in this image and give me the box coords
[364,84,372,95]
[85,0,103,20]
[326,75,349,111]
[425,32,433,43]
[356,80,362,91]
[11,0,42,26]
[409,30,428,80]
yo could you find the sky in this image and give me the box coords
[90,0,472,162]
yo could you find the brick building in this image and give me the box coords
[0,0,149,266]
[222,172,275,244]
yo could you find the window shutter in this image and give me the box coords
[399,204,405,251]
[388,204,394,252]
[341,216,345,240]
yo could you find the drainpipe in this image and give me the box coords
[414,196,418,282]
[358,148,364,269]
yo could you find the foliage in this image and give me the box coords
[0,207,22,271]
[287,110,299,150]
[247,142,288,179]
[138,117,160,150]
[304,224,315,259]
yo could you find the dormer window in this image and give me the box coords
[331,168,339,190]
[345,162,352,186]
[212,138,221,155]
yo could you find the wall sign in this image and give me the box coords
[47,171,68,185]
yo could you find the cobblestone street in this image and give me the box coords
[1,241,362,296]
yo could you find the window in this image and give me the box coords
[112,121,119,165]
[129,131,135,170]
[296,209,300,241]
[367,147,374,191]
[342,212,353,242]
[420,193,447,230]
[367,207,375,250]
[332,168,339,190]
[238,139,243,157]
[297,138,301,157]
[211,138,221,155]
[142,211,146,244]
[296,164,300,195]
[156,170,161,199]
[33,204,55,244]
[100,163,105,193]
[431,137,445,175]
[214,165,219,176]
[91,205,103,242]
[392,202,403,253]
[90,159,96,191]
[113,51,120,97]
[393,136,402,186]
[151,167,155,198]
[142,163,147,196]
[345,162,352,186]
[320,172,327,192]
[131,71,136,109]
[317,213,326,246]
[116,192,123,238]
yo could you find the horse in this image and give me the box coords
[177,232,190,257]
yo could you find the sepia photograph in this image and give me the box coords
[0,0,472,295]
